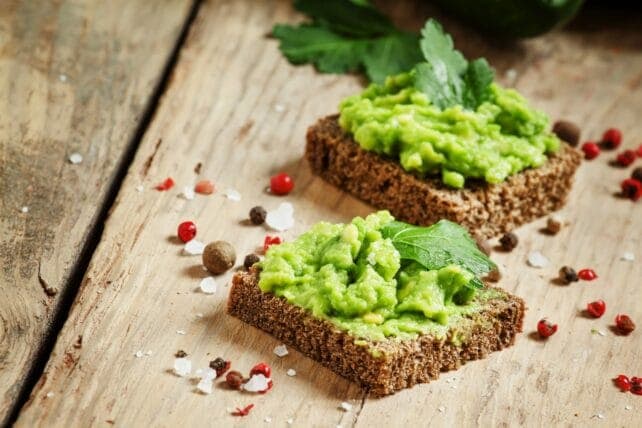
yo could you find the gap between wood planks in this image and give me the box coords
[4,1,204,426]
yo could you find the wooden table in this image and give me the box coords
[1,1,640,426]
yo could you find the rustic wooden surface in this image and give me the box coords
[10,0,642,426]
[0,0,194,424]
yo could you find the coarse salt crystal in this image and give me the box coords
[176,329,186,335]
[593,413,605,419]
[181,186,195,200]
[527,251,549,268]
[59,74,67,82]
[339,402,352,412]
[21,206,29,213]
[135,185,144,192]
[224,188,241,201]
[621,252,635,262]
[438,406,445,413]
[195,312,204,318]
[68,153,83,164]
[199,277,217,294]
[183,239,205,255]
[625,405,632,410]
[243,374,270,392]
[286,368,296,377]
[202,367,217,380]
[46,392,54,398]
[134,350,143,358]
[265,202,294,231]
[273,344,288,357]
[274,104,285,112]
[173,358,191,377]
[196,378,213,394]
[145,350,153,356]
[264,416,272,423]
[286,418,294,425]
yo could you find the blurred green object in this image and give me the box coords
[431,0,585,37]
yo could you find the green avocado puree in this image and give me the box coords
[258,211,494,342]
[338,72,560,188]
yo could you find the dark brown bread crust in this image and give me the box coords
[306,115,582,239]
[228,269,525,396]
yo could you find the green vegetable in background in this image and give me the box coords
[381,219,496,289]
[431,0,585,38]
[272,0,423,83]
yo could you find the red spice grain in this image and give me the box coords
[194,180,215,195]
[581,142,600,160]
[263,236,282,252]
[621,178,642,201]
[177,221,197,243]
[616,150,637,167]
[601,128,622,149]
[537,319,558,338]
[615,314,636,335]
[232,404,255,417]
[250,362,271,378]
[586,300,606,318]
[577,269,597,281]
[614,374,632,392]
[155,177,175,191]
[269,172,294,195]
[635,144,642,158]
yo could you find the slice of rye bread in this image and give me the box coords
[306,115,582,239]
[228,268,525,396]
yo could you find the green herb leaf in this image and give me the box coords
[414,19,495,110]
[381,219,496,288]
[272,0,422,83]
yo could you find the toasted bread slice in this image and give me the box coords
[228,268,525,396]
[306,115,582,239]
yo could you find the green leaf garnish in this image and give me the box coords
[381,219,496,289]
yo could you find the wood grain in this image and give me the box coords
[15,1,642,426]
[0,0,194,423]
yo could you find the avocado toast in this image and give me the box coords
[228,212,525,395]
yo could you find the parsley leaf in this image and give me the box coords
[272,0,422,83]
[414,20,495,110]
[381,219,496,289]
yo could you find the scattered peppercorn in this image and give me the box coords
[577,268,597,281]
[194,180,215,195]
[177,221,197,243]
[484,267,501,282]
[601,128,622,149]
[202,241,236,274]
[586,300,606,318]
[615,314,636,335]
[552,120,581,147]
[614,374,632,392]
[632,167,642,182]
[537,318,558,338]
[621,178,642,201]
[499,232,518,251]
[244,253,260,270]
[174,350,187,358]
[155,177,175,191]
[232,404,254,417]
[581,142,600,160]
[209,357,231,378]
[558,266,578,284]
[225,370,245,390]
[616,150,637,167]
[250,362,272,378]
[545,216,562,235]
[249,206,267,225]
[270,172,294,195]
[263,235,282,252]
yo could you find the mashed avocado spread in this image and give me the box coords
[258,211,498,342]
[339,72,560,188]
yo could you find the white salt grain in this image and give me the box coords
[625,405,632,410]
[438,406,445,413]
[135,185,144,192]
[46,392,54,398]
[224,188,241,201]
[134,350,143,358]
[243,374,270,392]
[183,240,205,255]
[286,418,294,425]
[195,312,204,318]
[621,252,635,262]
[173,358,192,377]
[21,206,29,213]
[264,416,272,423]
[199,277,217,294]
[274,104,285,112]
[339,402,352,412]
[266,202,294,231]
[286,368,296,377]
[196,378,213,394]
[527,251,549,268]
[273,344,288,357]
[145,350,153,356]
[176,329,186,335]
[181,186,195,200]
[68,153,83,164]
[59,74,67,82]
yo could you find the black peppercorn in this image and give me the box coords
[499,232,518,251]
[244,253,260,270]
[209,357,231,377]
[558,266,578,284]
[552,120,581,147]
[249,206,267,225]
[175,350,187,358]
[631,167,642,183]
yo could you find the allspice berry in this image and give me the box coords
[249,206,267,225]
[552,120,581,147]
[244,253,260,270]
[202,241,236,274]
[546,216,562,235]
[499,232,518,251]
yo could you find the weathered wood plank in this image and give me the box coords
[0,0,194,424]
[15,1,642,426]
